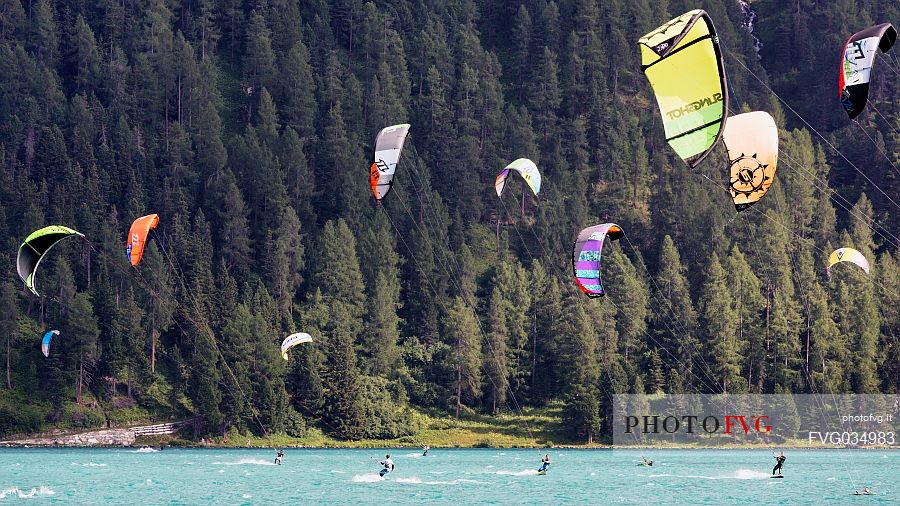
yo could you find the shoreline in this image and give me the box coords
[2,441,896,450]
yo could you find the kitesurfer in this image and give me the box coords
[379,454,395,477]
[854,487,871,496]
[772,451,785,476]
[275,448,284,465]
[538,454,551,473]
[641,456,653,467]
[423,445,430,456]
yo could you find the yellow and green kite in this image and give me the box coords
[639,9,728,168]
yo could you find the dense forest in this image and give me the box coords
[0,0,897,443]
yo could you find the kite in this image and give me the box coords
[573,224,625,297]
[826,247,870,277]
[17,226,84,296]
[839,23,896,119]
[281,333,312,360]
[41,330,59,358]
[369,124,411,201]
[126,214,160,267]
[722,111,778,211]
[639,9,728,167]
[495,158,541,197]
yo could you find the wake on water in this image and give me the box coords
[395,477,492,485]
[649,469,773,480]
[0,486,55,499]
[351,474,490,485]
[352,474,385,483]
[134,447,158,453]
[211,458,276,466]
[495,469,540,476]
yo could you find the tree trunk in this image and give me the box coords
[764,284,771,351]
[530,316,537,391]
[6,331,11,389]
[77,356,84,404]
[127,366,132,398]
[151,307,158,373]
[496,215,501,254]
[455,364,462,419]
[520,190,525,218]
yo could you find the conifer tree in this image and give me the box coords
[725,245,763,393]
[558,293,600,444]
[444,297,482,418]
[243,10,277,98]
[699,253,741,393]
[651,235,699,388]
[607,251,649,364]
[1,282,17,389]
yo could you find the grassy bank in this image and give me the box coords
[138,405,572,449]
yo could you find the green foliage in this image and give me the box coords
[0,0,895,445]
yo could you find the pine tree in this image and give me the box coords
[558,293,601,443]
[444,297,482,418]
[651,235,699,389]
[322,299,364,438]
[193,60,227,181]
[243,11,277,98]
[698,252,741,393]
[70,16,101,95]
[876,251,900,392]
[725,245,764,393]
[527,260,563,402]
[1,282,17,389]
[68,293,100,404]
[484,287,509,414]
[290,289,328,417]
[357,213,401,376]
[278,41,318,140]
[139,242,175,374]
[511,5,532,101]
[119,288,147,398]
[28,0,58,64]
[195,0,221,61]
[220,303,253,431]
[606,250,649,364]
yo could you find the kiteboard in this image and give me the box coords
[537,470,547,475]
[771,475,784,479]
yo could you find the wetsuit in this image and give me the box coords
[275,450,284,465]
[380,457,395,476]
[539,456,550,472]
[772,455,785,475]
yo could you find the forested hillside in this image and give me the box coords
[0,0,897,443]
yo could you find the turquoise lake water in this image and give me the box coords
[0,448,896,504]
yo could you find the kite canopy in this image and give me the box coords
[281,332,312,360]
[839,23,896,119]
[16,226,84,296]
[41,330,59,358]
[126,214,160,267]
[722,111,778,211]
[827,247,870,277]
[573,224,625,297]
[495,158,541,197]
[639,9,728,167]
[369,124,411,201]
